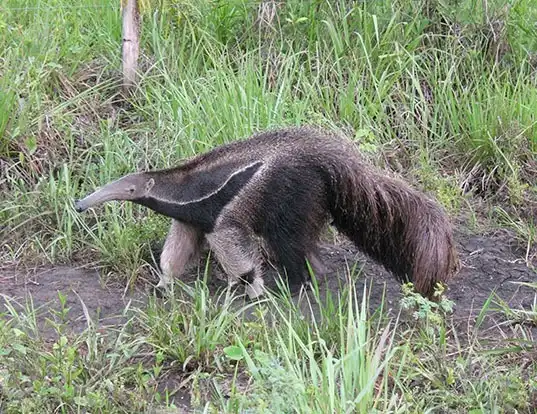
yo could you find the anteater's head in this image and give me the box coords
[75,173,155,212]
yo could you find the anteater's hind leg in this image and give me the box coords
[261,209,327,294]
[265,232,322,295]
[206,221,265,299]
[157,220,204,289]
[257,168,330,295]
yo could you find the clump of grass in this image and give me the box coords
[190,269,402,413]
[135,271,258,372]
[494,206,537,266]
[0,292,165,413]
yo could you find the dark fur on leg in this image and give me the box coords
[250,165,329,293]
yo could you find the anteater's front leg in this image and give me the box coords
[157,220,204,289]
[206,221,265,300]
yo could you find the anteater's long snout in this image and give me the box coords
[74,199,87,213]
[73,173,147,213]
[74,188,113,213]
[73,186,115,213]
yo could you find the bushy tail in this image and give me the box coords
[327,157,459,299]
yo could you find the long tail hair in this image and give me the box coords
[326,155,459,299]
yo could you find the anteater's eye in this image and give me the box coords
[128,186,135,193]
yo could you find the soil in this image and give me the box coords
[1,227,536,411]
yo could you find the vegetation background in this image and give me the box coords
[1,0,536,412]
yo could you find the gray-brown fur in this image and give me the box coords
[75,126,460,299]
[158,220,203,288]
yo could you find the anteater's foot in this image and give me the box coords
[151,285,166,298]
[151,281,174,299]
[244,276,266,301]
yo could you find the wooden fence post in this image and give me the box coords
[121,0,140,93]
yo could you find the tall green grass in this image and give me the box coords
[2,0,536,272]
[228,285,400,413]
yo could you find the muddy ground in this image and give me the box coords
[1,226,536,410]
[2,228,536,332]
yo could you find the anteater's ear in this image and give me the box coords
[145,178,155,194]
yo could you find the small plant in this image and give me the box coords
[228,349,306,413]
[400,283,455,336]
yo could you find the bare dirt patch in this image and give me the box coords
[1,228,536,334]
[0,266,147,336]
